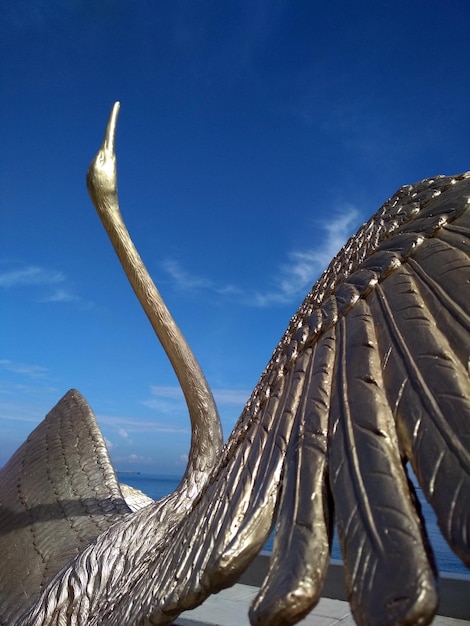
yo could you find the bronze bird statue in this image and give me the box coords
[0,103,468,626]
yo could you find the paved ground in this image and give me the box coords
[175,583,470,626]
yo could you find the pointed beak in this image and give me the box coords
[102,101,120,157]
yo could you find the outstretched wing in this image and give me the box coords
[154,171,470,626]
[18,172,470,626]
[0,389,131,625]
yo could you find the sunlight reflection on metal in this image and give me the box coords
[0,104,469,626]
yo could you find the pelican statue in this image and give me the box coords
[0,103,469,626]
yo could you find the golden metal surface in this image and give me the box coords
[1,104,469,625]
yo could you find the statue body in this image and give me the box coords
[0,104,468,625]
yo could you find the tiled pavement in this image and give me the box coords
[175,583,470,626]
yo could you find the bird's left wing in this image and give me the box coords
[0,389,131,625]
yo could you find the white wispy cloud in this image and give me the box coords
[253,207,361,306]
[213,388,250,405]
[161,259,242,297]
[0,360,59,432]
[0,266,64,288]
[0,359,49,378]
[149,385,249,407]
[97,412,190,434]
[0,399,50,424]
[141,386,186,416]
[161,207,362,308]
[0,263,81,304]
[148,385,185,400]
[111,453,157,468]
[39,288,79,303]
[162,260,213,291]
[128,453,145,462]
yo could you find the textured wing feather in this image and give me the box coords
[407,242,470,366]
[372,264,470,564]
[250,331,335,625]
[328,299,437,624]
[0,389,130,626]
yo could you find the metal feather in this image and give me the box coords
[250,333,335,625]
[372,265,470,565]
[329,300,437,624]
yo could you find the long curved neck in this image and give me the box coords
[102,202,222,483]
[87,103,223,492]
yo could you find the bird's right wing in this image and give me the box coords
[142,171,470,626]
[258,173,470,624]
[17,172,470,626]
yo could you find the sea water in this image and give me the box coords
[118,472,469,577]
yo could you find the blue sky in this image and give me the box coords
[1,1,469,475]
